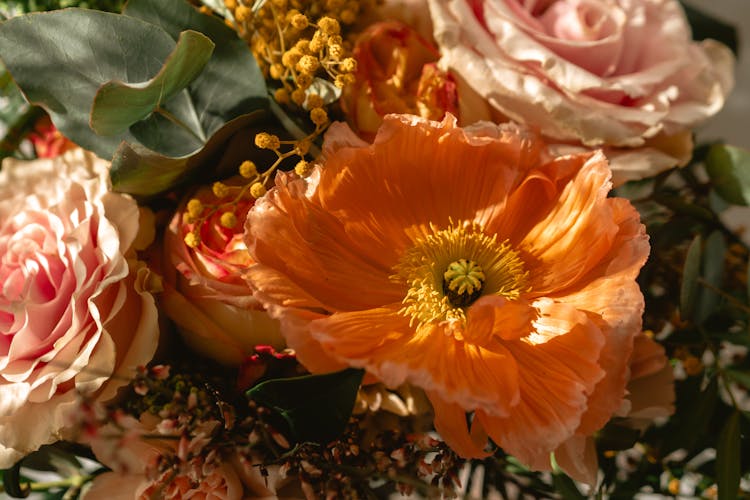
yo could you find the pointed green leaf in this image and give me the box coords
[716,411,741,500]
[0,9,181,158]
[246,368,364,445]
[696,231,726,323]
[90,29,214,136]
[706,144,750,206]
[680,234,703,320]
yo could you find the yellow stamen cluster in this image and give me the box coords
[392,221,530,338]
[224,0,375,120]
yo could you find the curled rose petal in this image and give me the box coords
[428,0,735,183]
[0,148,159,467]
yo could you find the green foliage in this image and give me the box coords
[246,368,365,445]
[706,144,750,206]
[717,411,742,500]
[0,0,268,196]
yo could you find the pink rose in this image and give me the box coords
[428,0,735,183]
[0,148,159,467]
[161,181,283,366]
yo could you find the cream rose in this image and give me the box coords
[161,181,283,366]
[428,0,735,183]
[0,148,159,467]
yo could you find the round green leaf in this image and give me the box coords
[0,9,179,158]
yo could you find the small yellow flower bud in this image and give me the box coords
[224,0,237,10]
[309,32,326,53]
[317,16,340,35]
[186,198,204,218]
[334,73,355,88]
[271,0,287,7]
[296,55,320,74]
[328,43,343,59]
[281,49,302,69]
[250,182,267,198]
[294,39,311,54]
[199,5,212,14]
[326,0,345,8]
[220,211,238,228]
[306,93,324,109]
[340,57,357,73]
[295,72,313,89]
[291,88,307,105]
[274,87,290,104]
[310,107,328,126]
[213,181,230,198]
[327,35,343,47]
[239,160,258,178]
[340,9,356,25]
[234,5,251,23]
[269,63,285,80]
[294,160,313,177]
[184,232,201,248]
[295,138,312,155]
[668,478,680,496]
[290,13,308,30]
[255,132,280,150]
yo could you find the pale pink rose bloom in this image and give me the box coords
[428,0,735,184]
[0,148,160,468]
[161,182,283,366]
[554,333,675,485]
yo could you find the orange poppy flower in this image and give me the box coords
[243,114,650,471]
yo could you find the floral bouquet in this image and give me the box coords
[0,0,747,498]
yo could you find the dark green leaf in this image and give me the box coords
[596,419,642,452]
[90,29,214,136]
[706,144,750,206]
[664,376,718,453]
[110,109,268,196]
[716,411,741,500]
[0,9,180,158]
[2,461,30,498]
[552,473,586,500]
[247,368,364,445]
[696,231,726,323]
[680,234,702,320]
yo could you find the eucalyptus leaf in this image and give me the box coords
[90,29,215,136]
[246,368,364,445]
[706,144,750,206]
[716,411,741,500]
[105,0,269,195]
[0,9,179,158]
[110,110,268,195]
[680,234,702,321]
